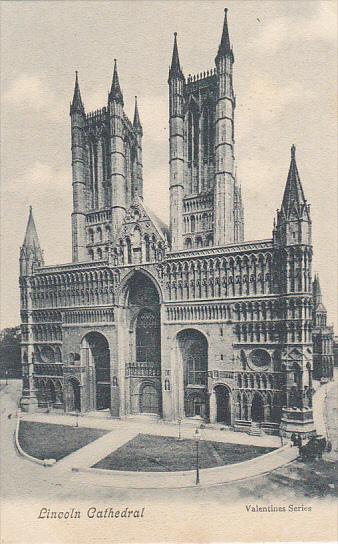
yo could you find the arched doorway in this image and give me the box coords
[67,378,81,412]
[214,385,231,424]
[177,329,208,419]
[140,383,160,414]
[82,332,110,410]
[251,393,264,422]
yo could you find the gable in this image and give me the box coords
[112,199,169,266]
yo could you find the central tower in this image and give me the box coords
[168,9,243,250]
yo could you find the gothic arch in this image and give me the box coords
[118,268,163,306]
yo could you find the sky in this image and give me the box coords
[1,0,337,331]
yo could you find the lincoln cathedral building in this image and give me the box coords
[19,10,334,437]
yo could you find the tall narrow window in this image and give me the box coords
[188,112,193,163]
[203,107,209,160]
[145,236,150,262]
[126,238,132,264]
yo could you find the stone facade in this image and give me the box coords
[19,10,333,437]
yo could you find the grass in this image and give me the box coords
[93,433,274,472]
[18,421,108,461]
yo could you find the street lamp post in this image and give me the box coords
[194,428,201,485]
[178,418,182,440]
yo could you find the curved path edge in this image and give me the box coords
[15,411,56,467]
[71,443,298,489]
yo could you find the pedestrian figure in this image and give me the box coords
[290,432,297,446]
[7,413,12,420]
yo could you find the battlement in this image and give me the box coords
[85,107,108,124]
[185,68,217,91]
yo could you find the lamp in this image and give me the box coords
[194,428,201,485]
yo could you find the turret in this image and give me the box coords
[19,206,42,412]
[20,206,44,277]
[109,60,127,240]
[133,96,143,199]
[168,33,185,250]
[274,145,311,247]
[214,8,235,245]
[70,71,87,262]
[273,146,312,295]
[275,147,315,437]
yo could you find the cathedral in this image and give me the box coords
[19,10,334,437]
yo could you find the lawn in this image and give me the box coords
[93,433,274,472]
[18,421,108,461]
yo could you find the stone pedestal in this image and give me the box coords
[280,407,315,439]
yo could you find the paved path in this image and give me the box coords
[54,428,138,471]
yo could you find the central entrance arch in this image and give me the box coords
[123,271,162,416]
[82,332,110,410]
[214,385,231,424]
[177,329,208,419]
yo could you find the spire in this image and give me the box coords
[169,32,184,80]
[133,96,142,133]
[216,8,233,62]
[281,145,307,214]
[20,206,44,275]
[70,71,85,114]
[109,59,124,105]
[23,206,42,249]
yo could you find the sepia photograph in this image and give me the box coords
[0,1,337,542]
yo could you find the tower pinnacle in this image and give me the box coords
[109,59,124,105]
[133,96,142,133]
[20,206,44,275]
[23,206,42,249]
[169,32,184,80]
[70,71,85,114]
[216,8,233,62]
[281,145,306,214]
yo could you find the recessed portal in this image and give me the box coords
[215,385,231,424]
[177,329,208,419]
[82,332,110,410]
[67,378,81,412]
[251,393,264,422]
[124,272,162,416]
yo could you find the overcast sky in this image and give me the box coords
[1,0,337,331]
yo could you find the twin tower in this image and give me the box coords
[70,9,244,263]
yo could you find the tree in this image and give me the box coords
[0,327,21,378]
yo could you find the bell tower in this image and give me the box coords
[70,64,144,262]
[168,9,244,251]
